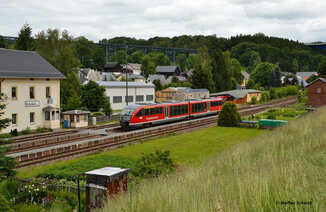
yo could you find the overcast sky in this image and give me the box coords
[1,0,325,43]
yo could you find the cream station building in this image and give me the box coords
[0,49,66,133]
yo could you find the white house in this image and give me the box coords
[90,81,155,110]
[0,49,65,133]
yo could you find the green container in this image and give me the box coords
[258,119,288,128]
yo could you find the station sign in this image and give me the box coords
[25,100,40,107]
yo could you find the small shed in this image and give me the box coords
[62,110,90,128]
[84,167,131,211]
[306,78,326,107]
[258,119,288,129]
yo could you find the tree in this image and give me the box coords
[16,24,34,50]
[102,98,112,116]
[231,78,238,89]
[60,72,82,108]
[231,59,244,84]
[251,62,274,88]
[131,51,144,63]
[64,91,82,111]
[246,79,255,89]
[306,74,318,83]
[171,76,180,83]
[186,54,197,70]
[284,74,298,85]
[110,50,127,64]
[318,59,326,78]
[191,46,215,92]
[0,36,8,48]
[153,79,162,91]
[35,29,80,77]
[148,52,170,66]
[217,102,241,127]
[75,36,105,70]
[292,58,299,73]
[81,81,106,112]
[212,50,232,92]
[0,93,17,179]
[141,55,156,78]
[176,54,187,72]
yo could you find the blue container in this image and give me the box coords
[64,120,68,128]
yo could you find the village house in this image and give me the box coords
[103,62,122,74]
[156,87,209,102]
[0,49,65,133]
[156,66,181,77]
[89,81,155,110]
[210,89,261,104]
[306,78,326,107]
[296,72,318,81]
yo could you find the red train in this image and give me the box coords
[119,98,224,129]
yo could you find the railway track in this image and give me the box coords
[12,130,76,143]
[14,97,298,168]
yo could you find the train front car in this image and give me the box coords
[119,105,139,128]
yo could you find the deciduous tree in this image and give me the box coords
[176,54,187,72]
[318,59,326,78]
[191,46,215,92]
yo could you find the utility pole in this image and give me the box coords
[125,45,128,105]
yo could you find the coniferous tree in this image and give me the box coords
[274,65,282,87]
[16,24,34,50]
[191,46,215,92]
[212,50,232,92]
[0,93,17,179]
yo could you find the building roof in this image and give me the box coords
[210,89,261,99]
[0,49,66,79]
[127,63,141,70]
[242,71,250,80]
[92,81,155,88]
[296,72,318,78]
[156,65,179,73]
[120,73,145,79]
[104,62,121,68]
[281,72,293,76]
[169,87,209,93]
[306,78,326,87]
[101,72,117,81]
[62,110,91,115]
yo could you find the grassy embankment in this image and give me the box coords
[18,127,262,180]
[101,107,326,212]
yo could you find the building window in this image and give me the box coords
[146,95,154,101]
[56,111,60,120]
[52,111,56,120]
[107,96,110,103]
[11,87,17,100]
[125,96,133,103]
[45,111,50,121]
[76,115,80,122]
[46,87,51,98]
[136,95,144,102]
[30,112,35,124]
[84,114,88,121]
[317,88,321,93]
[113,96,122,103]
[30,87,35,99]
[12,114,17,125]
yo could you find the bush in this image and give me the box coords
[260,91,270,102]
[217,102,241,127]
[10,129,18,137]
[133,150,175,178]
[269,87,277,100]
[0,179,20,201]
[36,126,52,133]
[251,96,257,104]
[0,194,12,212]
[19,127,31,135]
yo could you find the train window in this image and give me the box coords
[170,105,188,117]
[136,109,144,117]
[145,109,150,116]
[192,103,206,113]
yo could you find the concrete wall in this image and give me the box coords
[104,87,155,110]
[307,80,326,107]
[1,78,61,133]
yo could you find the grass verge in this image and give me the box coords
[102,107,325,212]
[17,127,262,180]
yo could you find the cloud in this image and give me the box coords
[0,0,325,43]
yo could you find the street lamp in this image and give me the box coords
[125,45,128,105]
